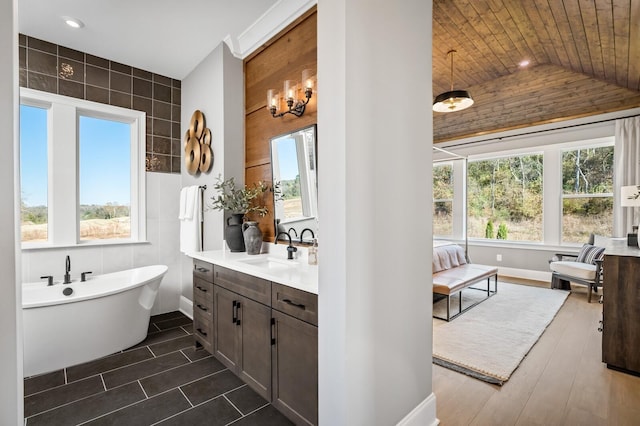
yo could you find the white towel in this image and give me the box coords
[178,187,188,220]
[180,185,202,253]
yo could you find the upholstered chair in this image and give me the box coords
[549,242,604,303]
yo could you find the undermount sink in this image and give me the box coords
[238,257,298,271]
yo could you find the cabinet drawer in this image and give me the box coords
[214,265,271,305]
[193,259,214,282]
[193,292,213,323]
[193,277,213,302]
[194,316,213,353]
[272,283,318,326]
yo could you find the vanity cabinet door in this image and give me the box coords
[213,285,240,370]
[271,310,318,425]
[237,296,272,400]
[213,284,272,400]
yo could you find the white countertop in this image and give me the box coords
[188,245,318,295]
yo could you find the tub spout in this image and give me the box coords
[64,255,71,284]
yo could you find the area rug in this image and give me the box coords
[432,282,569,385]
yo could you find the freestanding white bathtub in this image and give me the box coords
[22,265,168,377]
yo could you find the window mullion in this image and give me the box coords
[49,103,78,245]
[543,148,561,246]
[452,160,465,240]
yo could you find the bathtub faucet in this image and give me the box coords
[64,255,71,284]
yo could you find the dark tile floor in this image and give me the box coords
[24,311,294,425]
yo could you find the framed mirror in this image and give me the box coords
[270,125,318,244]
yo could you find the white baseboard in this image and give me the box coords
[179,296,193,320]
[497,266,552,283]
[396,392,439,426]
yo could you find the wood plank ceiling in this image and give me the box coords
[432,0,640,143]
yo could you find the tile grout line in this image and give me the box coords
[77,386,192,426]
[100,374,107,391]
[222,394,244,417]
[225,402,272,425]
[177,386,194,408]
[138,380,149,399]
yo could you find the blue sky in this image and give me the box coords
[20,105,131,207]
[277,137,300,180]
[20,105,48,207]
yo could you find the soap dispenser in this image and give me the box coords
[308,239,318,265]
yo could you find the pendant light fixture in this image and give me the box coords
[433,49,474,113]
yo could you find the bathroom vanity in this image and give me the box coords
[190,249,318,425]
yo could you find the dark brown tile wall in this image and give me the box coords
[19,35,182,174]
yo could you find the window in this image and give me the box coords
[433,163,453,236]
[20,104,48,242]
[79,116,132,240]
[20,88,146,247]
[467,154,543,242]
[561,146,614,243]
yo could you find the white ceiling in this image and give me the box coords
[18,0,316,80]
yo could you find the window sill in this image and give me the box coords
[21,240,151,251]
[434,237,583,254]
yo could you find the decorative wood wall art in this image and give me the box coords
[185,109,214,175]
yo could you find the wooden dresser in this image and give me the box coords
[601,240,640,376]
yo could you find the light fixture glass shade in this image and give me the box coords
[433,90,474,113]
[284,80,297,101]
[302,69,314,90]
[266,89,278,112]
[621,185,640,206]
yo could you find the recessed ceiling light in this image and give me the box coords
[62,16,84,29]
[519,59,530,68]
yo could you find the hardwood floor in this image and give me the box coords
[433,283,640,426]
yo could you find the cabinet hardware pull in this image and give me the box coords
[270,317,276,345]
[197,304,208,312]
[196,267,209,273]
[196,328,207,336]
[232,301,237,324]
[196,285,207,293]
[283,298,306,309]
[236,302,241,326]
[598,320,603,333]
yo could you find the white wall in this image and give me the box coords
[180,41,244,302]
[0,0,23,423]
[21,172,182,315]
[318,1,436,425]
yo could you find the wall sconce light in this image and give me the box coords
[267,69,314,118]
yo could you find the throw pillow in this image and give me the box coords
[576,243,605,265]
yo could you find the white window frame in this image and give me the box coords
[433,162,454,238]
[467,150,545,243]
[443,136,614,247]
[20,88,146,248]
[558,142,614,245]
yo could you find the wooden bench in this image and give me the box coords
[433,264,498,321]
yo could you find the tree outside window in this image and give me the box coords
[467,154,543,241]
[562,146,613,243]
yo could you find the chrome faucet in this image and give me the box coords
[63,255,71,284]
[276,232,298,260]
[299,228,315,243]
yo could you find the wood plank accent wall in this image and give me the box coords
[244,9,317,242]
[434,64,640,143]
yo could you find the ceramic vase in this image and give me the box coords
[225,213,246,252]
[242,221,263,255]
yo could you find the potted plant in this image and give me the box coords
[210,175,268,253]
